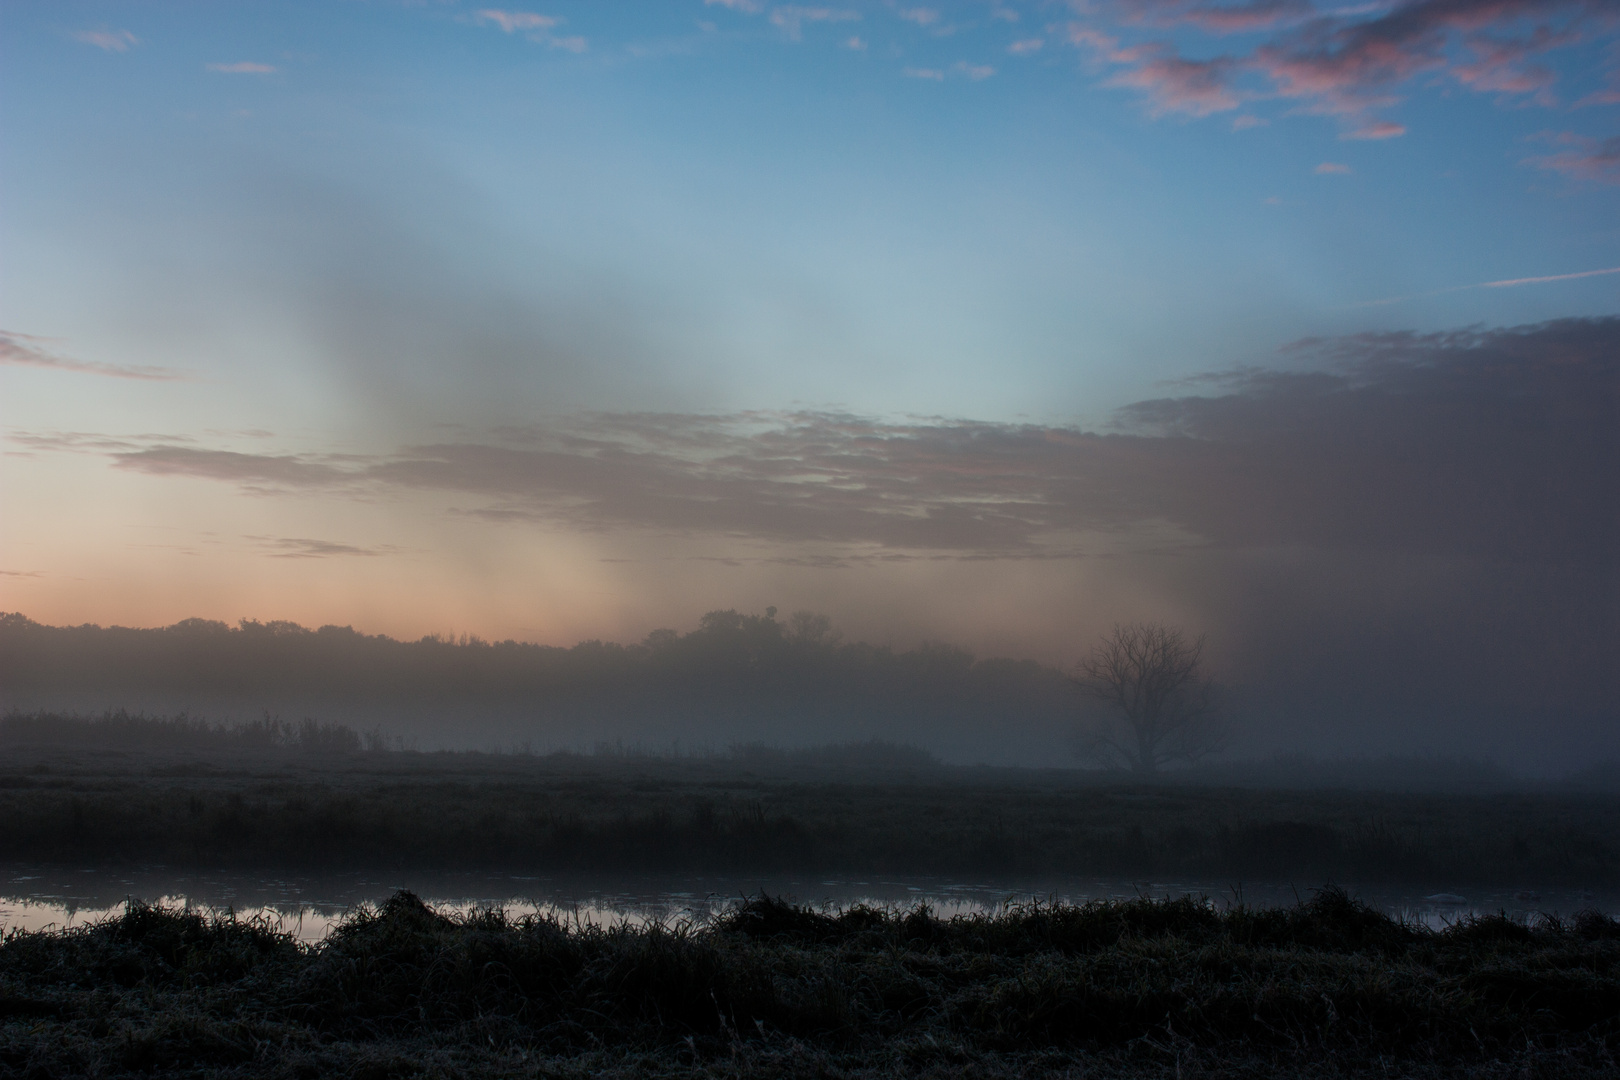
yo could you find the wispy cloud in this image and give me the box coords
[898,7,941,26]
[0,331,183,381]
[1354,264,1620,307]
[72,29,138,53]
[111,447,352,491]
[1109,49,1243,116]
[1314,161,1351,173]
[1116,0,1314,34]
[473,8,584,49]
[903,66,946,80]
[704,0,765,11]
[1483,265,1620,287]
[1007,38,1044,54]
[474,9,560,34]
[771,6,861,40]
[1525,131,1620,184]
[247,536,394,559]
[1341,120,1406,140]
[206,62,277,74]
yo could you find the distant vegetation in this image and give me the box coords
[0,609,1016,696]
[2,708,1609,792]
[2,728,1617,885]
[0,709,937,768]
[0,610,1075,761]
[0,711,393,754]
[3,888,1618,1078]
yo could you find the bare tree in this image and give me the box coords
[1073,623,1224,775]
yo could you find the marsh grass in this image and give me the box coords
[3,889,1618,1078]
[2,745,1618,884]
[4,712,1619,887]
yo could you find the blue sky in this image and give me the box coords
[7,1,1618,426]
[2,1,1618,747]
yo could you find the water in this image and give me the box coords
[4,864,1613,943]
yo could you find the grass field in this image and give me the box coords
[3,887,1618,1078]
[3,733,1618,887]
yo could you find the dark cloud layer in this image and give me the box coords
[104,317,1619,567]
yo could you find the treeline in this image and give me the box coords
[0,609,1034,694]
[0,710,940,770]
[0,712,391,754]
[0,610,1077,761]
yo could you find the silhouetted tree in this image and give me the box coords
[1073,623,1224,775]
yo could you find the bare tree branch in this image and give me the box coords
[1072,623,1225,775]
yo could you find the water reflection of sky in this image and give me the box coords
[3,865,1614,945]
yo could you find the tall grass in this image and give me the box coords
[2,889,1617,1078]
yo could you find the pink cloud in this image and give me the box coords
[1576,48,1620,105]
[1109,50,1244,116]
[704,0,765,11]
[1070,23,1246,118]
[1524,131,1620,184]
[1071,0,1613,139]
[0,331,183,381]
[1342,119,1406,139]
[1249,0,1605,134]
[1008,38,1044,54]
[72,29,138,52]
[1116,0,1314,34]
[205,62,277,74]
[1315,161,1352,173]
[1066,25,1130,62]
[1232,112,1269,128]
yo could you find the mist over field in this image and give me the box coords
[3,592,1616,775]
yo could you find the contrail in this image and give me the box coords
[1353,265,1620,308]
[1481,266,1620,288]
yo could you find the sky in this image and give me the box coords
[2,1,1618,759]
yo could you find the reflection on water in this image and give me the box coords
[2,864,1613,944]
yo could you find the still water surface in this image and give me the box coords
[3,865,1613,943]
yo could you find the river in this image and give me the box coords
[3,864,1613,943]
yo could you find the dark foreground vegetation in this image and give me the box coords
[4,714,1620,886]
[4,889,1619,1078]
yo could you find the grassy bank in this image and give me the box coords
[3,889,1618,1078]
